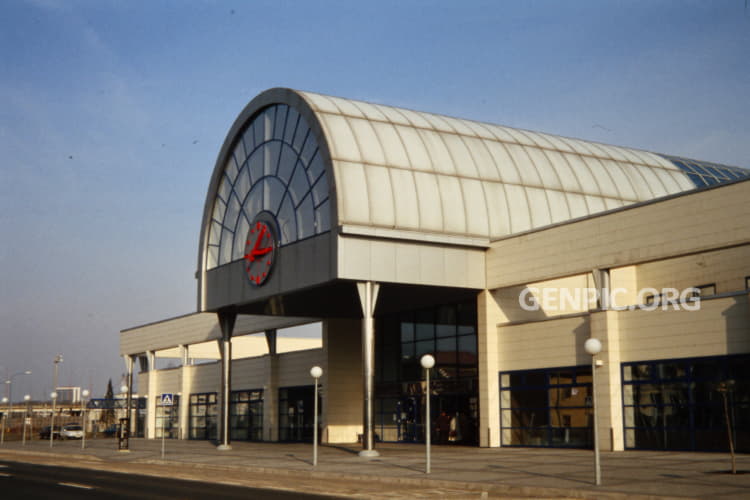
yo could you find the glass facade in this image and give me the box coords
[500,366,593,448]
[230,389,263,441]
[375,302,478,444]
[278,386,316,442]
[206,104,331,270]
[623,354,750,452]
[155,394,180,439]
[188,392,217,440]
[663,155,750,188]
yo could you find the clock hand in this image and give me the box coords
[244,225,273,262]
[251,245,273,257]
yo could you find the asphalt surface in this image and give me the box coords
[0,460,340,499]
[1,437,749,499]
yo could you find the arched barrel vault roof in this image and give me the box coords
[198,88,749,286]
[296,89,747,241]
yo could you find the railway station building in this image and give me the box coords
[120,88,750,453]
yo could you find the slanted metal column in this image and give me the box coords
[265,329,277,355]
[264,329,279,441]
[217,310,236,450]
[357,281,380,457]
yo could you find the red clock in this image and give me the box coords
[243,218,277,286]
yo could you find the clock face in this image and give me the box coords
[243,217,277,286]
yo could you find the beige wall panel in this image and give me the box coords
[337,236,485,289]
[323,318,363,443]
[186,363,221,394]
[487,181,750,289]
[497,316,591,371]
[618,295,750,362]
[277,349,324,388]
[610,266,638,307]
[636,245,750,296]
[493,273,596,324]
[121,313,317,357]
[137,372,148,397]
[231,357,268,390]
[153,368,181,395]
[121,313,221,356]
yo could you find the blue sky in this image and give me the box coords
[1,0,748,400]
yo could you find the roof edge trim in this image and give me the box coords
[339,224,490,248]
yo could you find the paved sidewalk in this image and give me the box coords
[1,438,749,499]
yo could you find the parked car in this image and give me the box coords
[38,426,60,440]
[60,423,84,439]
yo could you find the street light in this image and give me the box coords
[50,391,58,448]
[22,395,31,445]
[120,384,129,442]
[81,389,90,449]
[0,397,7,447]
[310,366,323,467]
[1,369,32,446]
[420,354,435,474]
[584,338,603,486]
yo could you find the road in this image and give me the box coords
[0,460,342,499]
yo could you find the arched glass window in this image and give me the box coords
[206,104,331,269]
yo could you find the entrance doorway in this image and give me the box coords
[381,393,478,445]
[278,386,315,442]
[375,301,479,445]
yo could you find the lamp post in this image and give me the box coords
[120,384,129,444]
[53,355,63,393]
[81,389,90,449]
[50,391,57,448]
[0,397,7,446]
[2,369,32,446]
[22,395,30,445]
[420,354,435,474]
[584,338,602,486]
[310,366,323,467]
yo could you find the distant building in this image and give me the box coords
[121,89,750,453]
[54,386,81,404]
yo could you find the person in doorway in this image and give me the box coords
[449,412,462,443]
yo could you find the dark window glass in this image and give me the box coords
[458,335,477,356]
[703,176,719,186]
[687,173,707,187]
[415,310,434,341]
[278,386,316,443]
[436,305,457,338]
[696,284,716,297]
[230,389,263,441]
[189,392,217,440]
[400,315,415,342]
[156,395,180,439]
[622,354,750,452]
[500,366,593,448]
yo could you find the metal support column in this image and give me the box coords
[357,281,380,458]
[217,310,236,450]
